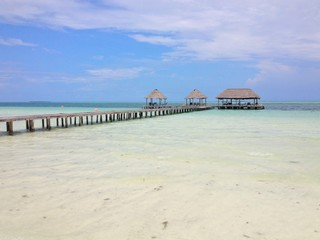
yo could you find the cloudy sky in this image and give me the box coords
[0,0,319,102]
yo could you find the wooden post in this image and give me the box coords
[61,118,64,127]
[42,119,45,129]
[79,116,82,126]
[26,120,29,130]
[29,120,35,132]
[65,118,68,128]
[6,121,13,135]
[56,118,59,127]
[46,118,51,130]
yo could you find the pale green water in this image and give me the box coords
[0,105,320,239]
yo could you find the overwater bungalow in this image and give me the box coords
[216,88,264,110]
[144,89,169,109]
[185,89,208,106]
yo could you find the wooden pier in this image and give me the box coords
[0,106,214,136]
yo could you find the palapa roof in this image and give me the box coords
[216,88,260,99]
[185,89,207,99]
[145,89,167,99]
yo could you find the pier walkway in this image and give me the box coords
[0,106,214,136]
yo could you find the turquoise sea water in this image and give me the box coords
[0,102,320,240]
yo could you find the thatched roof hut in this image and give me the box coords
[144,89,167,108]
[216,88,264,109]
[185,89,208,106]
[145,89,167,100]
[216,88,260,100]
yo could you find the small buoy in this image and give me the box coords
[94,108,99,112]
[61,105,64,108]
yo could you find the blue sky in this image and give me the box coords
[0,0,320,102]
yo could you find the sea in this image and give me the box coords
[0,102,319,240]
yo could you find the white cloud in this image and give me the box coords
[130,34,179,47]
[43,47,60,54]
[0,63,144,87]
[0,0,320,61]
[244,59,320,100]
[92,55,105,61]
[87,67,143,80]
[247,61,295,85]
[0,38,36,47]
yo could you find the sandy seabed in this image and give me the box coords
[1,111,320,240]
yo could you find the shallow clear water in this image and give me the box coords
[0,103,320,240]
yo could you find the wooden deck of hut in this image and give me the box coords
[216,88,264,110]
[144,89,169,109]
[185,89,208,106]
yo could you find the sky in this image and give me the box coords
[0,0,320,102]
